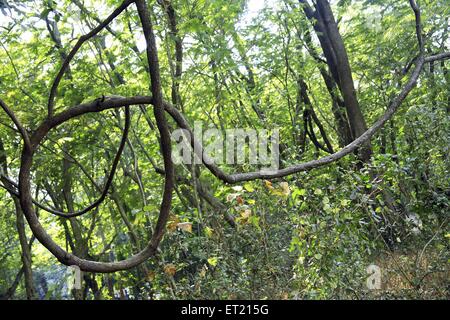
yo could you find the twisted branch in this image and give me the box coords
[0,0,448,273]
[31,106,130,218]
[47,0,134,117]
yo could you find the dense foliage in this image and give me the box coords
[0,0,448,299]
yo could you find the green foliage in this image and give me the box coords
[0,0,448,299]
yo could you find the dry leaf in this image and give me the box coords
[167,214,180,232]
[226,193,239,202]
[241,209,252,219]
[280,182,291,196]
[264,180,273,189]
[146,271,156,282]
[177,222,193,233]
[164,264,176,276]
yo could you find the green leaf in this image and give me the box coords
[207,257,219,267]
[244,183,255,192]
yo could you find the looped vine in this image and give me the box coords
[0,0,448,274]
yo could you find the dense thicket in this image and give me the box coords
[0,0,448,299]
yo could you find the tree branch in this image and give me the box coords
[46,0,134,117]
[29,107,130,218]
[408,0,424,54]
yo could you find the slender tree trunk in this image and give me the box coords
[300,0,372,161]
[0,139,36,299]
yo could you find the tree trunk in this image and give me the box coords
[300,0,372,162]
[0,139,36,299]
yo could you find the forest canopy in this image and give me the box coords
[0,0,449,300]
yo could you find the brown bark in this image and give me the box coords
[300,0,372,161]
